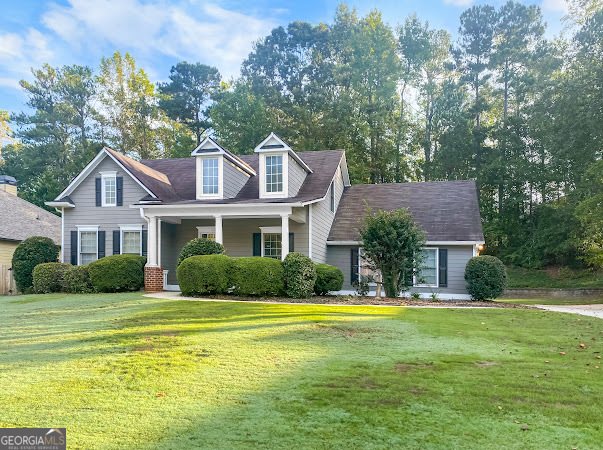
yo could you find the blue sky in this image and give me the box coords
[1,0,569,114]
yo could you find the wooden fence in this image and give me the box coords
[0,264,17,295]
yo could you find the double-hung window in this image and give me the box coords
[121,226,142,255]
[101,172,117,207]
[79,227,98,265]
[202,158,219,195]
[416,248,438,287]
[265,155,283,193]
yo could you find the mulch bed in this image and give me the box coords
[199,294,535,309]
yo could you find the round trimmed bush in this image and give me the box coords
[177,238,225,266]
[464,255,508,301]
[88,254,146,292]
[64,265,93,293]
[232,257,284,297]
[283,252,317,298]
[314,264,344,295]
[32,262,70,294]
[12,236,60,292]
[177,255,233,296]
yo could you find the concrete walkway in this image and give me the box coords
[533,304,603,319]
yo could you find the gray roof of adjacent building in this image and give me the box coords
[0,190,61,244]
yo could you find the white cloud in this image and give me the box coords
[443,0,475,7]
[40,0,278,78]
[0,78,21,90]
[541,0,569,13]
[0,28,55,90]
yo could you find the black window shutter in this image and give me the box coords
[98,231,105,259]
[113,230,121,255]
[116,177,123,206]
[142,230,148,256]
[95,178,101,206]
[289,232,294,252]
[70,231,77,265]
[438,249,448,287]
[253,233,261,256]
[351,248,359,284]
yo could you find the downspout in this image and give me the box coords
[308,204,313,260]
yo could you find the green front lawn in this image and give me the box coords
[0,293,601,449]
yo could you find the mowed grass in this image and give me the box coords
[0,293,601,449]
[497,298,603,306]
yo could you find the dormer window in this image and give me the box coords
[265,155,283,193]
[202,157,219,195]
[255,132,312,199]
[192,137,256,200]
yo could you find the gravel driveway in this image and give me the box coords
[534,303,603,319]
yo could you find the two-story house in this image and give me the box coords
[47,133,484,299]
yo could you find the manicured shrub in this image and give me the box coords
[177,255,233,296]
[88,254,146,292]
[464,255,508,301]
[282,252,316,298]
[177,238,225,266]
[314,264,344,295]
[11,236,60,292]
[231,257,284,297]
[64,265,93,293]
[32,262,70,294]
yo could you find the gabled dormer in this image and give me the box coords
[254,133,312,199]
[192,137,256,200]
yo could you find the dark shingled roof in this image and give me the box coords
[106,148,181,202]
[140,150,344,204]
[328,181,484,242]
[0,190,61,244]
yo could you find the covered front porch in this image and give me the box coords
[137,203,309,291]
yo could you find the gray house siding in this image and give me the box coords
[326,245,357,291]
[288,155,307,197]
[326,244,473,296]
[223,159,250,198]
[162,217,310,285]
[311,162,344,263]
[62,156,147,263]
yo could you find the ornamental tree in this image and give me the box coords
[357,207,426,298]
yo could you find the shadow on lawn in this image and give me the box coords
[0,296,395,366]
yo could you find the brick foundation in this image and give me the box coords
[145,266,164,293]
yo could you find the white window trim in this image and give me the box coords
[259,226,283,258]
[196,155,223,200]
[100,171,117,207]
[119,224,143,255]
[260,153,288,198]
[196,226,216,238]
[414,247,439,288]
[76,225,99,266]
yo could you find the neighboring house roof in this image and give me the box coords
[140,149,345,204]
[0,190,61,244]
[328,181,485,243]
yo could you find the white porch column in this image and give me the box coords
[147,216,159,267]
[157,218,162,267]
[281,214,289,260]
[215,215,223,244]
